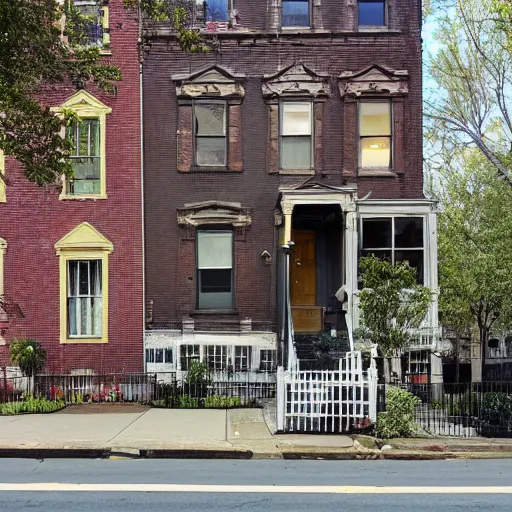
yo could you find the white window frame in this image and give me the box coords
[279,101,314,170]
[67,259,103,338]
[206,345,229,372]
[234,346,252,372]
[180,344,200,371]
[360,215,426,284]
[259,349,277,372]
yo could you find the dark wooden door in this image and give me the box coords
[290,230,316,306]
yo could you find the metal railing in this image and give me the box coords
[404,381,512,438]
[152,374,276,409]
[34,373,156,404]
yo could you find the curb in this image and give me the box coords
[1,447,512,461]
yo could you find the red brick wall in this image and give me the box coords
[0,1,143,373]
[143,0,424,330]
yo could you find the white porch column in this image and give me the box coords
[282,202,294,243]
[427,211,439,332]
[344,206,358,335]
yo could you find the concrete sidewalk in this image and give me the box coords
[0,405,512,460]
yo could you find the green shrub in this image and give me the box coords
[187,362,210,386]
[376,387,420,438]
[178,396,199,409]
[481,392,512,425]
[0,398,65,415]
[204,396,242,409]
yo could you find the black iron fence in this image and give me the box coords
[34,373,156,404]
[401,382,512,438]
[152,375,276,409]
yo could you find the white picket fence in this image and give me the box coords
[276,352,378,433]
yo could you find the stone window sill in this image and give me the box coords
[59,194,108,201]
[181,167,243,173]
[278,169,315,176]
[358,169,399,177]
[190,309,239,316]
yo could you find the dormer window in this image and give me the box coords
[282,0,311,28]
[358,0,386,27]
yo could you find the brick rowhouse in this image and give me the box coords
[142,0,440,384]
[0,0,143,373]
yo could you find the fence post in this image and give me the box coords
[276,366,285,432]
[368,365,378,423]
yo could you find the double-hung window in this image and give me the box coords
[194,101,227,167]
[280,102,313,170]
[358,0,386,26]
[67,118,101,195]
[282,0,311,28]
[180,345,200,370]
[234,346,251,372]
[361,217,424,284]
[69,1,105,47]
[359,102,392,169]
[197,230,234,309]
[206,345,228,372]
[67,259,103,338]
[259,350,277,372]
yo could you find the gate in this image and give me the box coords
[276,352,378,433]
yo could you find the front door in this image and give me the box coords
[290,230,322,333]
[291,229,317,306]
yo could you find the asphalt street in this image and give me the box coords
[0,459,511,511]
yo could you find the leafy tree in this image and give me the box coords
[9,339,47,377]
[124,0,210,52]
[0,0,121,186]
[437,151,512,376]
[357,256,431,357]
[425,0,512,183]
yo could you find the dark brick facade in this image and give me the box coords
[0,1,143,373]
[143,0,424,331]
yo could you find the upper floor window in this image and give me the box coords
[358,0,386,26]
[282,0,310,28]
[280,102,313,170]
[359,101,392,169]
[201,0,229,22]
[197,230,234,309]
[194,101,227,167]
[68,1,106,47]
[67,118,101,195]
[361,217,424,284]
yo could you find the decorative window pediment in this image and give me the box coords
[55,222,113,254]
[262,63,331,99]
[173,65,245,99]
[177,201,252,228]
[339,65,409,97]
[51,89,112,116]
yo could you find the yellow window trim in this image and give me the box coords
[51,90,112,201]
[0,150,5,203]
[0,238,7,297]
[55,222,113,345]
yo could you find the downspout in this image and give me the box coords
[138,5,146,374]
